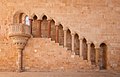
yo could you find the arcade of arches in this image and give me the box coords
[12,12,108,71]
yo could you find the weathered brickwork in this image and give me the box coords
[0,0,119,72]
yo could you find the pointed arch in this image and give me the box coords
[74,33,80,55]
[99,43,107,70]
[51,19,56,41]
[39,13,48,20]
[13,11,26,24]
[30,14,38,20]
[82,38,87,60]
[32,14,39,37]
[58,24,64,45]
[25,15,30,25]
[90,43,96,65]
[33,15,38,20]
[41,15,48,38]
[66,29,72,50]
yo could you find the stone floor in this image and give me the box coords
[0,71,119,77]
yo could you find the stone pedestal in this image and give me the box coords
[8,23,31,72]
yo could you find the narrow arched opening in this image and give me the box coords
[41,15,48,38]
[19,13,24,23]
[99,43,107,70]
[66,29,72,50]
[82,38,87,60]
[32,15,39,37]
[74,34,80,55]
[90,43,96,65]
[51,20,56,41]
[58,24,64,45]
[25,16,30,26]
[13,12,26,24]
[33,15,38,20]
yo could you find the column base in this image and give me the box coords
[95,65,100,71]
[71,52,75,58]
[87,60,92,65]
[71,51,75,55]
[16,69,23,73]
[79,56,83,60]
[64,46,67,48]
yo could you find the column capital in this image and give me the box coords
[55,25,59,31]
[37,19,42,21]
[29,16,33,20]
[55,24,59,27]
[47,20,52,22]
[93,41,100,49]
[95,44,100,49]
[29,19,33,21]
[55,22,60,26]
[79,36,84,40]
[63,27,68,31]
[87,41,92,45]
[71,31,76,35]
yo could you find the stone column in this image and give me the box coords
[29,19,33,34]
[71,32,75,53]
[55,25,59,43]
[95,47,100,65]
[47,20,51,38]
[63,28,67,47]
[38,20,42,37]
[87,41,91,61]
[17,49,23,72]
[79,37,83,59]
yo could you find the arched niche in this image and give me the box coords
[33,15,38,20]
[66,29,72,50]
[74,33,79,55]
[82,38,87,60]
[51,20,56,41]
[13,11,26,24]
[90,43,96,65]
[58,24,64,45]
[24,15,30,25]
[32,15,39,37]
[99,43,107,70]
[41,15,48,38]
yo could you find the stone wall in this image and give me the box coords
[23,38,93,72]
[0,40,17,71]
[0,0,119,72]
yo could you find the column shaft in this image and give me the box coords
[64,30,67,47]
[87,43,91,61]
[17,49,23,72]
[79,39,83,58]
[72,34,75,52]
